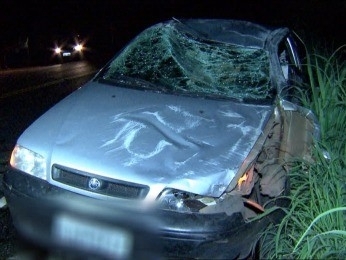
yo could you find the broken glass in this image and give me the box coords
[103,22,273,102]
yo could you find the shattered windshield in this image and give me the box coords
[101,22,274,102]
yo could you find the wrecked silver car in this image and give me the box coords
[4,19,319,259]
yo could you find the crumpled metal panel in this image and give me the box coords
[19,82,272,198]
[280,99,320,140]
[279,99,321,164]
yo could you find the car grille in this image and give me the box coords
[52,165,149,199]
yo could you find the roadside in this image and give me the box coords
[0,148,16,259]
[0,71,96,258]
[0,141,12,210]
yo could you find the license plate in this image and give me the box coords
[53,214,133,258]
[62,52,71,56]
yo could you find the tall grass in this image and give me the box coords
[303,45,346,159]
[259,45,346,259]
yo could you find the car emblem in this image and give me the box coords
[88,177,102,190]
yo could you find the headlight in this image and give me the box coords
[74,44,83,51]
[54,47,61,54]
[10,145,47,180]
[156,189,210,213]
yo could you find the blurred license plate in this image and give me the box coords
[53,214,133,258]
[62,52,71,56]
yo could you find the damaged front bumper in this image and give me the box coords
[3,169,285,259]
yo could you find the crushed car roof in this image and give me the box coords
[170,18,274,48]
[102,18,290,103]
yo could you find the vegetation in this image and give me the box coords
[259,45,346,259]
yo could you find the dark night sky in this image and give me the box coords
[1,0,345,53]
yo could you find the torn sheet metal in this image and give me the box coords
[279,99,320,164]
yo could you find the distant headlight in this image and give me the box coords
[10,145,47,180]
[156,188,210,213]
[54,47,62,54]
[74,44,83,52]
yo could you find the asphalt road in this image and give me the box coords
[0,60,100,141]
[0,60,101,258]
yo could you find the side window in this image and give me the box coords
[278,34,308,102]
[278,43,290,80]
[278,36,304,81]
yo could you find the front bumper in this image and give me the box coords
[3,168,277,259]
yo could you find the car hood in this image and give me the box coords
[18,81,273,198]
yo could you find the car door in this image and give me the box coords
[278,34,320,165]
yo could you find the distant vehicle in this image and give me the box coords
[52,34,86,62]
[4,19,320,259]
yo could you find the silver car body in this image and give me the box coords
[11,19,319,209]
[17,81,273,200]
[5,18,322,259]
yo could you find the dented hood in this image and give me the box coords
[19,81,273,198]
